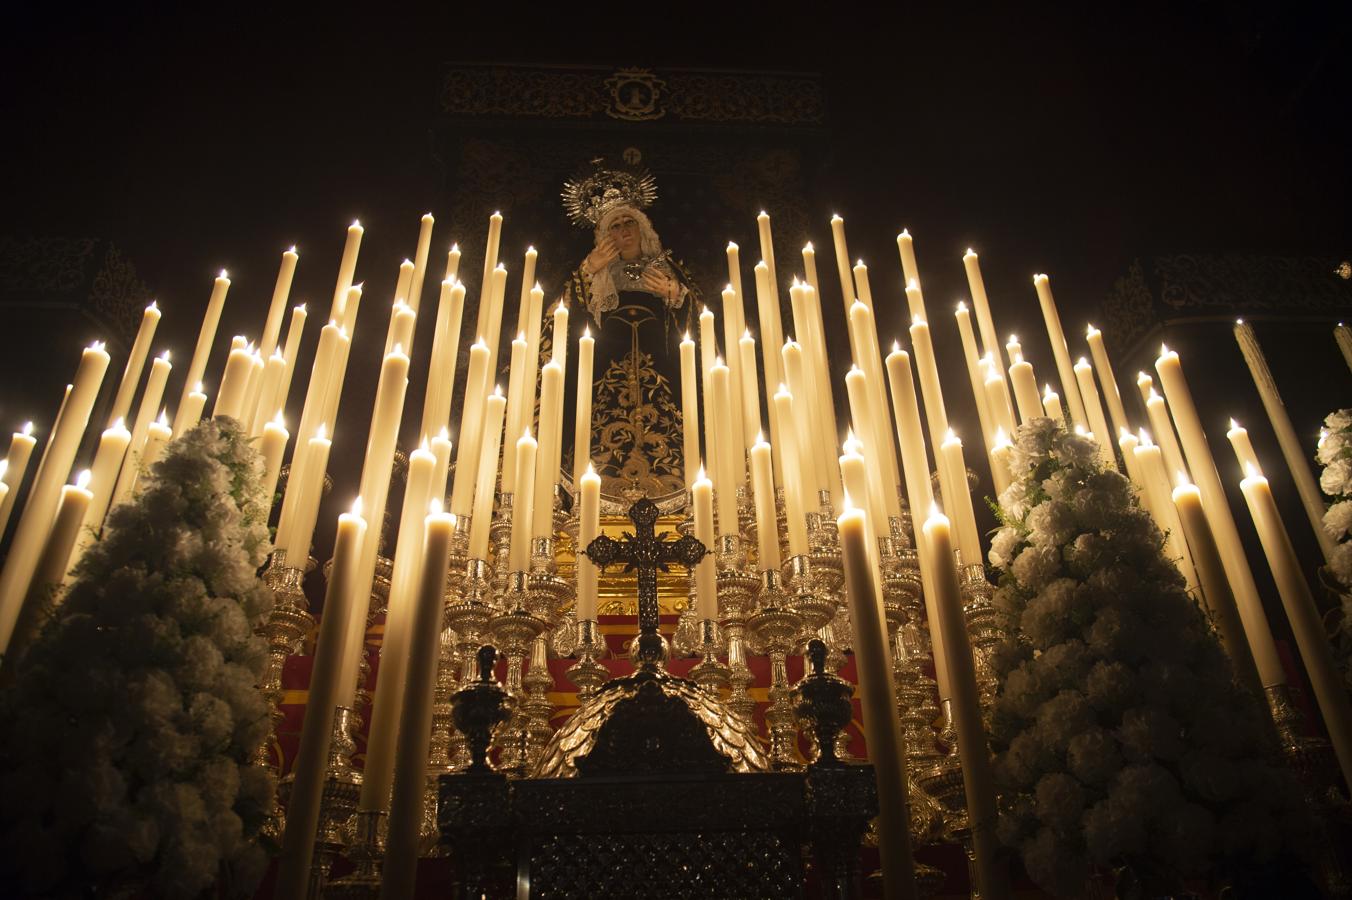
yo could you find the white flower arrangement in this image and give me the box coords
[1316,408,1352,690]
[987,416,1308,897]
[0,418,275,898]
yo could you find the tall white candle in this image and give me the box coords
[883,347,935,518]
[837,500,919,900]
[1074,358,1117,470]
[572,327,595,484]
[449,340,491,517]
[940,431,982,566]
[1233,320,1334,561]
[329,219,364,322]
[109,351,171,515]
[989,429,1014,498]
[1335,323,1352,374]
[1226,419,1260,475]
[9,472,93,658]
[772,387,810,558]
[1042,385,1064,423]
[844,366,898,530]
[907,313,951,454]
[177,384,208,438]
[474,212,503,341]
[468,388,506,561]
[430,429,453,513]
[509,429,537,572]
[896,229,920,291]
[515,247,538,336]
[1142,387,1189,482]
[1008,354,1042,424]
[248,351,288,437]
[712,362,740,537]
[720,285,748,448]
[1239,467,1352,786]
[500,333,529,495]
[68,418,130,570]
[282,427,332,563]
[699,306,721,485]
[259,413,289,508]
[955,302,996,450]
[753,262,786,487]
[274,319,344,555]
[550,301,568,373]
[260,246,300,360]
[1171,477,1263,696]
[0,423,37,537]
[382,502,456,900]
[275,499,366,899]
[532,361,564,542]
[830,215,856,308]
[137,413,173,488]
[801,283,842,509]
[108,302,161,427]
[386,300,417,359]
[444,243,462,283]
[921,510,1009,900]
[174,271,231,437]
[1032,273,1088,430]
[1132,436,1200,594]
[738,330,763,451]
[0,341,109,656]
[680,334,701,489]
[781,339,825,501]
[407,214,435,313]
[1085,325,1129,440]
[1155,346,1285,688]
[852,296,901,500]
[213,343,255,421]
[578,465,601,621]
[962,249,1002,369]
[983,359,1017,440]
[419,280,467,441]
[750,436,780,570]
[275,304,308,419]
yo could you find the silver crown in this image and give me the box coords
[561,159,658,227]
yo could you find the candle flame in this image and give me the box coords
[1119,426,1132,441]
[1160,343,1171,356]
[755,430,765,444]
[1044,384,1055,398]
[585,461,597,478]
[450,242,460,252]
[1137,371,1152,385]
[723,283,734,295]
[1008,334,1018,344]
[1086,324,1099,337]
[159,350,171,361]
[841,490,855,513]
[956,300,967,312]
[288,245,297,254]
[1176,471,1192,489]
[526,245,535,253]
[832,214,843,223]
[906,277,919,291]
[1148,387,1160,401]
[21,421,33,436]
[700,305,712,318]
[1229,418,1241,431]
[352,282,364,292]
[429,498,443,515]
[583,325,591,339]
[715,356,724,367]
[76,469,92,489]
[495,263,506,273]
[1034,273,1047,283]
[804,241,813,251]
[695,464,706,481]
[1244,461,1260,479]
[759,210,768,218]
[1013,352,1024,365]
[898,227,909,237]
[1138,427,1153,446]
[194,381,203,393]
[523,426,533,440]
[683,331,691,342]
[351,219,362,228]
[778,382,789,394]
[351,496,363,516]
[945,428,958,443]
[111,417,126,431]
[844,427,855,444]
[993,427,1010,447]
[892,340,901,354]
[791,274,800,287]
[391,343,404,356]
[219,269,229,279]
[743,328,753,341]
[274,411,286,428]
[156,410,169,427]
[90,341,106,352]
[493,384,503,396]
[1074,424,1087,436]
[148,300,158,311]
[965,248,975,257]
[316,423,328,441]
[855,259,864,268]
[912,314,923,327]
[493,210,501,217]
[756,260,767,269]
[1236,318,1244,325]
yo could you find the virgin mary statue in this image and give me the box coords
[558,163,701,500]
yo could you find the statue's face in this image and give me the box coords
[606,214,642,259]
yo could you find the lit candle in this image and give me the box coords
[801,241,819,293]
[177,382,208,437]
[238,349,267,431]
[276,498,366,900]
[429,428,453,509]
[0,341,109,656]
[940,431,982,566]
[515,246,538,336]
[989,429,1014,498]
[108,350,171,515]
[750,435,780,570]
[772,387,810,557]
[1074,358,1117,469]
[443,243,461,283]
[1007,353,1042,424]
[721,285,748,450]
[532,361,564,542]
[788,280,838,508]
[726,242,746,314]
[1042,384,1064,422]
[173,270,231,437]
[449,339,491,517]
[468,388,506,560]
[698,305,721,484]
[781,339,825,502]
[1239,466,1352,784]
[1004,335,1022,365]
[550,301,569,372]
[921,508,1008,900]
[954,302,996,449]
[753,262,786,488]
[1032,273,1088,430]
[248,351,288,437]
[962,249,1002,369]
[836,499,918,900]
[1233,320,1334,561]
[1085,324,1129,440]
[407,213,435,313]
[578,464,601,621]
[1141,387,1189,481]
[138,412,173,486]
[108,301,161,427]
[483,264,509,377]
[711,361,740,536]
[845,366,897,531]
[1131,433,1199,594]
[838,439,875,559]
[386,300,417,358]
[896,229,920,292]
[983,358,1017,439]
[522,282,545,424]
[359,443,436,815]
[800,283,841,508]
[1117,429,1147,499]
[573,327,595,484]
[500,332,529,495]
[67,418,131,569]
[854,299,903,502]
[0,422,37,536]
[908,312,951,452]
[325,288,360,429]
[259,412,289,506]
[389,256,414,311]
[1135,370,1154,409]
[680,333,701,489]
[382,502,456,900]
[1226,419,1260,475]
[213,342,255,421]
[509,429,537,572]
[1335,323,1352,374]
[738,329,763,449]
[275,303,308,420]
[419,280,467,441]
[329,219,364,321]
[259,246,300,361]
[8,471,94,660]
[883,346,935,517]
[280,426,331,563]
[830,215,856,308]
[853,259,875,313]
[1171,476,1263,696]
[1154,346,1285,687]
[474,211,503,342]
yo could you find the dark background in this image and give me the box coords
[1,4,1349,649]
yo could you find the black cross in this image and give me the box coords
[585,498,707,666]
